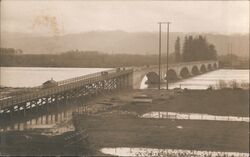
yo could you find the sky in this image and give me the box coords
[1,1,249,36]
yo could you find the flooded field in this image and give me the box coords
[101,147,249,157]
[140,111,249,122]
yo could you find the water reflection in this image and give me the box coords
[0,104,81,136]
[140,112,249,122]
[101,147,248,157]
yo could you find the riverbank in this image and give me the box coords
[82,89,249,155]
[0,89,249,156]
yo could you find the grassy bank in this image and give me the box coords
[116,89,249,116]
[82,89,249,155]
[83,115,248,154]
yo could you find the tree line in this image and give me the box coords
[0,48,23,55]
[1,35,217,68]
[174,35,217,62]
[0,50,175,68]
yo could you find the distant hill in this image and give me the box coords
[1,31,249,57]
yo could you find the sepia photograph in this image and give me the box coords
[0,0,249,156]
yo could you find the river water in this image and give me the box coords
[0,67,249,89]
[0,67,110,87]
[140,111,249,122]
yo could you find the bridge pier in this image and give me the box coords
[23,107,26,117]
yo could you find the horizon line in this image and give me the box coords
[1,30,249,37]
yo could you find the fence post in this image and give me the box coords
[0,129,6,147]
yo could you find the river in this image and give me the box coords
[1,67,249,89]
[0,67,110,87]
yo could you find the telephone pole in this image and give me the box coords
[158,22,171,90]
[166,22,171,90]
[158,22,162,90]
[231,43,233,69]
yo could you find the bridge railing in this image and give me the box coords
[0,68,133,109]
[57,68,117,86]
[132,60,218,71]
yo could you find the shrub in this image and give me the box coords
[216,80,249,90]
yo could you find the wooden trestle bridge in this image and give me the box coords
[0,68,133,118]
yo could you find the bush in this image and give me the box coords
[216,80,249,90]
[230,80,239,89]
[217,80,227,89]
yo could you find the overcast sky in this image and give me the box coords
[1,1,249,36]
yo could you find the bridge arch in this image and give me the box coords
[132,60,219,89]
[166,69,178,81]
[207,64,213,71]
[191,66,200,75]
[145,72,159,84]
[200,64,207,73]
[180,67,190,78]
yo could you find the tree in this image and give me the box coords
[174,37,181,63]
[208,44,217,60]
[182,36,193,62]
[182,35,217,62]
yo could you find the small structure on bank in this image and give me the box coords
[132,94,152,103]
[42,78,58,88]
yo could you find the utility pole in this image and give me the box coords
[158,21,171,90]
[230,43,233,69]
[166,22,171,90]
[158,22,162,90]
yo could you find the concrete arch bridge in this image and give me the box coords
[132,60,219,89]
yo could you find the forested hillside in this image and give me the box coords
[1,31,248,57]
